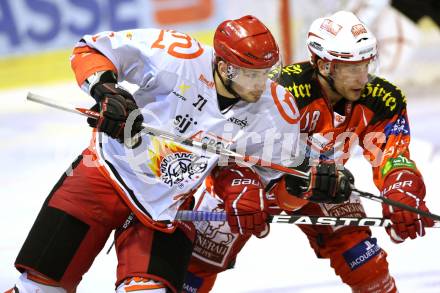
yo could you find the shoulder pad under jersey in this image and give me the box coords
[358,76,407,124]
[275,62,321,110]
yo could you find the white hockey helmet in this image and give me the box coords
[307,11,377,65]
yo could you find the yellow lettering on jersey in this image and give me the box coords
[286,82,312,98]
[361,83,404,111]
[383,93,396,110]
[282,64,303,75]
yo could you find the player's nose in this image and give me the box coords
[357,72,369,86]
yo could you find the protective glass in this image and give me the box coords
[224,59,283,92]
[332,56,379,83]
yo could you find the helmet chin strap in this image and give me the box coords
[215,63,242,99]
[317,67,345,101]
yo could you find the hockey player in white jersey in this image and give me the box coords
[5,15,319,293]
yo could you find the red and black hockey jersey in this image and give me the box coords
[277,61,420,190]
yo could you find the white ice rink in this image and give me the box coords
[1,83,439,292]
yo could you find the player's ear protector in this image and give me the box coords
[324,63,331,75]
[218,61,228,78]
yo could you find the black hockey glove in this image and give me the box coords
[284,162,354,204]
[88,83,143,142]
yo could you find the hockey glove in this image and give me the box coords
[212,165,269,237]
[381,170,434,243]
[89,83,143,142]
[284,162,353,204]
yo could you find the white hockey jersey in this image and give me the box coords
[76,28,300,227]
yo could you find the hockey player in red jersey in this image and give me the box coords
[183,11,435,293]
[6,15,310,293]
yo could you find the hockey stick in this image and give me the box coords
[175,210,440,228]
[27,92,440,222]
[104,210,438,253]
[352,189,440,221]
[26,92,308,179]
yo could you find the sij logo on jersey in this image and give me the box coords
[174,114,197,133]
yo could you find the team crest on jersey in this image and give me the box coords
[384,116,410,137]
[148,138,208,189]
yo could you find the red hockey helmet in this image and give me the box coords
[214,15,280,69]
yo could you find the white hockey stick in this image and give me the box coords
[26,92,309,179]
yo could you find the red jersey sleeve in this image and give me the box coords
[360,109,420,190]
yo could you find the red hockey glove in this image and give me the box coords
[212,165,269,237]
[381,170,434,243]
[284,162,353,204]
[89,83,143,142]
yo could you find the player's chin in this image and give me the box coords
[346,89,362,101]
[243,91,263,103]
[240,95,258,103]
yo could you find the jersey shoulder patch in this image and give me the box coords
[277,62,322,110]
[269,81,300,125]
[358,77,407,124]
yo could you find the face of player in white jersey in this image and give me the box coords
[230,67,269,102]
[213,15,281,103]
[217,60,281,103]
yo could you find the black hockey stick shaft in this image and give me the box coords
[353,189,440,221]
[174,210,440,228]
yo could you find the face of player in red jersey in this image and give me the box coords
[331,59,376,101]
